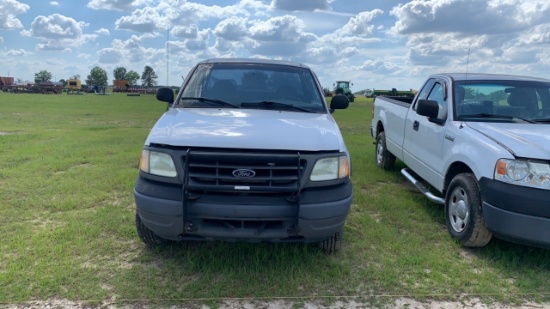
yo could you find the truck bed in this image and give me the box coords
[375,96,414,105]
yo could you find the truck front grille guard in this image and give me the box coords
[180,149,305,235]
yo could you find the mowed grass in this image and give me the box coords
[1,92,550,307]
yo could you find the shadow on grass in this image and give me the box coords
[117,240,350,301]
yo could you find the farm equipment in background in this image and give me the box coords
[112,79,156,94]
[1,76,14,92]
[66,79,83,94]
[333,81,355,102]
[113,80,130,92]
[32,82,63,94]
[372,88,416,97]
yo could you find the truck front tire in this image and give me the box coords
[136,213,172,247]
[445,173,492,247]
[375,131,396,170]
[319,229,343,254]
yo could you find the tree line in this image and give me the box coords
[33,65,158,87]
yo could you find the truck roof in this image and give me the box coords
[432,73,550,82]
[199,58,310,69]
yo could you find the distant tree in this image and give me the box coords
[34,70,52,83]
[126,70,140,86]
[58,79,66,86]
[141,65,158,87]
[70,74,80,80]
[87,66,108,86]
[113,67,127,80]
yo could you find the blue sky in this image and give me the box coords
[1,0,550,91]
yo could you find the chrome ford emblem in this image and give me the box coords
[232,169,256,178]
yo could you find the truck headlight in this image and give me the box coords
[139,150,177,177]
[310,156,350,181]
[495,159,550,189]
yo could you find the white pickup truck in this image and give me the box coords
[371,73,550,248]
[134,58,352,253]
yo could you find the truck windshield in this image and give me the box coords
[178,62,326,113]
[454,80,550,123]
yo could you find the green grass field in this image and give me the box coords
[1,93,550,307]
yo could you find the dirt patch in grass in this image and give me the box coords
[4,297,549,308]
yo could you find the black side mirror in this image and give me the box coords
[330,94,349,110]
[417,99,445,124]
[156,87,174,103]
[417,99,439,118]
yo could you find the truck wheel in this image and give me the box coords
[375,131,396,170]
[319,229,343,254]
[135,213,172,246]
[445,173,492,247]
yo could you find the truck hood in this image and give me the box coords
[467,122,550,159]
[145,108,345,152]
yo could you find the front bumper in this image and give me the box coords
[480,178,550,249]
[134,179,352,242]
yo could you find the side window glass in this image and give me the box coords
[427,83,446,119]
[413,79,435,110]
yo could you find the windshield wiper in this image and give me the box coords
[179,97,239,108]
[241,101,313,112]
[458,113,536,123]
[530,118,550,123]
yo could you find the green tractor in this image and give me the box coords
[333,80,355,102]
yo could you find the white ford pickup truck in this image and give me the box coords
[371,73,550,248]
[134,58,352,253]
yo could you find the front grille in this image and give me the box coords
[183,150,306,194]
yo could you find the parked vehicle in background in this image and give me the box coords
[134,58,353,253]
[363,89,374,97]
[66,79,82,94]
[371,73,550,249]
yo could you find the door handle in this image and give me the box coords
[413,120,419,131]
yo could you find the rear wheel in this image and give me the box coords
[135,213,172,247]
[319,229,343,254]
[375,131,396,170]
[445,173,492,247]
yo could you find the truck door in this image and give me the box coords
[402,79,448,189]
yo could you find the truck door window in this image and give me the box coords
[427,83,447,119]
[413,79,435,111]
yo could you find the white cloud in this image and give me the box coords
[6,49,32,56]
[270,0,332,12]
[87,0,153,11]
[171,24,199,39]
[95,28,110,35]
[214,17,249,41]
[21,14,87,39]
[115,7,167,32]
[390,0,550,36]
[36,42,72,52]
[336,10,383,37]
[183,28,210,51]
[249,15,316,43]
[0,0,30,29]
[359,59,401,74]
[164,2,249,27]
[50,1,59,6]
[518,24,550,45]
[98,48,123,63]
